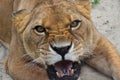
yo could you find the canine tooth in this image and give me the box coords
[70,69,74,75]
[56,72,62,78]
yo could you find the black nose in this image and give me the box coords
[50,44,72,60]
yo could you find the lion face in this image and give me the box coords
[14,1,96,80]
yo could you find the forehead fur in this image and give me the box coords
[14,0,91,32]
[14,0,90,20]
[32,0,91,19]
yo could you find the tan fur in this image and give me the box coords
[0,0,12,46]
[0,0,120,80]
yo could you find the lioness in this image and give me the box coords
[0,0,120,80]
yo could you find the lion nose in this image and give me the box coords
[50,43,72,60]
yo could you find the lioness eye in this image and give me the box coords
[70,20,81,29]
[34,25,46,34]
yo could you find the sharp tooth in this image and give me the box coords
[69,69,74,75]
[56,72,62,78]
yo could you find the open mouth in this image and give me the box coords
[47,60,81,80]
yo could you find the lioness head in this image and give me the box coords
[12,0,99,80]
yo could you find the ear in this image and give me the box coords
[77,0,91,19]
[13,9,31,33]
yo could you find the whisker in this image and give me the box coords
[36,48,50,53]
[73,43,82,50]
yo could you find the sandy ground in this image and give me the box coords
[0,0,120,80]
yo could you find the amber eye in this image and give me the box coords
[70,20,81,29]
[34,25,46,34]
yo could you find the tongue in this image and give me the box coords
[54,60,73,78]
